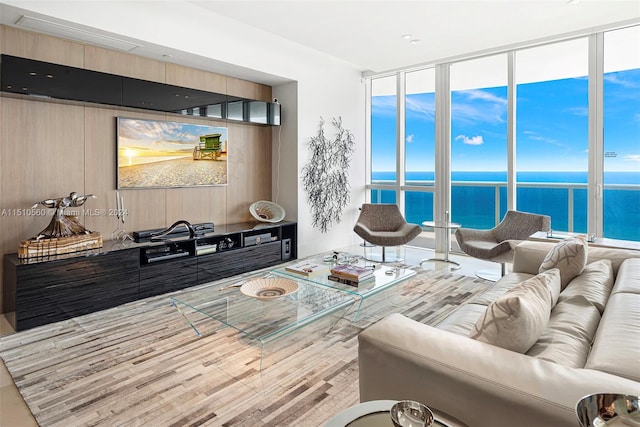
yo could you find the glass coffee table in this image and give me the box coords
[271,253,416,320]
[169,274,355,370]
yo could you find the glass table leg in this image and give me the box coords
[170,299,202,337]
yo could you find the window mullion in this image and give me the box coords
[588,33,605,238]
[434,64,451,253]
[507,52,517,215]
[396,71,406,211]
[365,77,372,203]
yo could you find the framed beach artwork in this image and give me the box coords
[116,117,228,189]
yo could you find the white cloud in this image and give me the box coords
[523,130,565,148]
[405,98,435,118]
[451,89,507,125]
[455,134,484,145]
[624,154,640,162]
[566,106,589,117]
[406,134,414,143]
[371,96,397,117]
[463,89,508,106]
[604,74,640,89]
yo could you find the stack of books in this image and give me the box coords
[328,264,375,287]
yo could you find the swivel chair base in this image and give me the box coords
[364,246,403,263]
[475,263,506,282]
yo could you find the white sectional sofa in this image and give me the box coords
[358,240,640,427]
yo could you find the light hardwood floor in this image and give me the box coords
[0,245,499,427]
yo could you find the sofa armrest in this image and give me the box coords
[358,313,640,427]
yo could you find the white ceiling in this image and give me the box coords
[192,0,640,74]
[0,0,639,84]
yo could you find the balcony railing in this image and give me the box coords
[369,180,640,242]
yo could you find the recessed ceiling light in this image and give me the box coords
[29,72,37,76]
[401,34,412,40]
[409,39,421,45]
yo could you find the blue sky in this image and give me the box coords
[372,69,640,175]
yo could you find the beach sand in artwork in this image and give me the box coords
[118,157,227,187]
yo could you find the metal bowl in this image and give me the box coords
[576,393,639,427]
[390,400,434,427]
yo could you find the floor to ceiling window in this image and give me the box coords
[366,24,640,244]
[404,68,435,224]
[515,38,589,233]
[450,54,508,229]
[371,75,397,204]
[603,26,640,241]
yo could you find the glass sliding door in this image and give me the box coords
[404,68,435,224]
[450,54,508,229]
[603,26,640,241]
[515,38,589,233]
[371,75,397,204]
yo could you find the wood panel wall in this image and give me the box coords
[0,26,274,312]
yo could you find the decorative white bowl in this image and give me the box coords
[240,277,298,300]
[250,200,286,223]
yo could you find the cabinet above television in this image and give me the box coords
[0,54,280,126]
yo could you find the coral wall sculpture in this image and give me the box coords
[302,117,355,233]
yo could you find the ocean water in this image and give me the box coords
[371,171,640,241]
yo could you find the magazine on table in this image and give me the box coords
[284,261,328,276]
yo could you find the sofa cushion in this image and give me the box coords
[436,303,487,336]
[586,246,640,276]
[539,237,588,289]
[526,295,601,368]
[470,273,534,306]
[610,258,640,295]
[585,292,640,382]
[558,259,614,314]
[469,269,560,353]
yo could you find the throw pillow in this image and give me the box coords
[469,269,560,353]
[539,237,588,290]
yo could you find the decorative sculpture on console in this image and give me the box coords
[151,220,196,240]
[32,192,96,239]
[18,191,103,259]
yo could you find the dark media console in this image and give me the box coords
[3,221,297,331]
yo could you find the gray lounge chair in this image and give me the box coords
[354,203,422,262]
[455,210,551,280]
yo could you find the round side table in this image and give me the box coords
[323,400,467,427]
[419,220,461,269]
